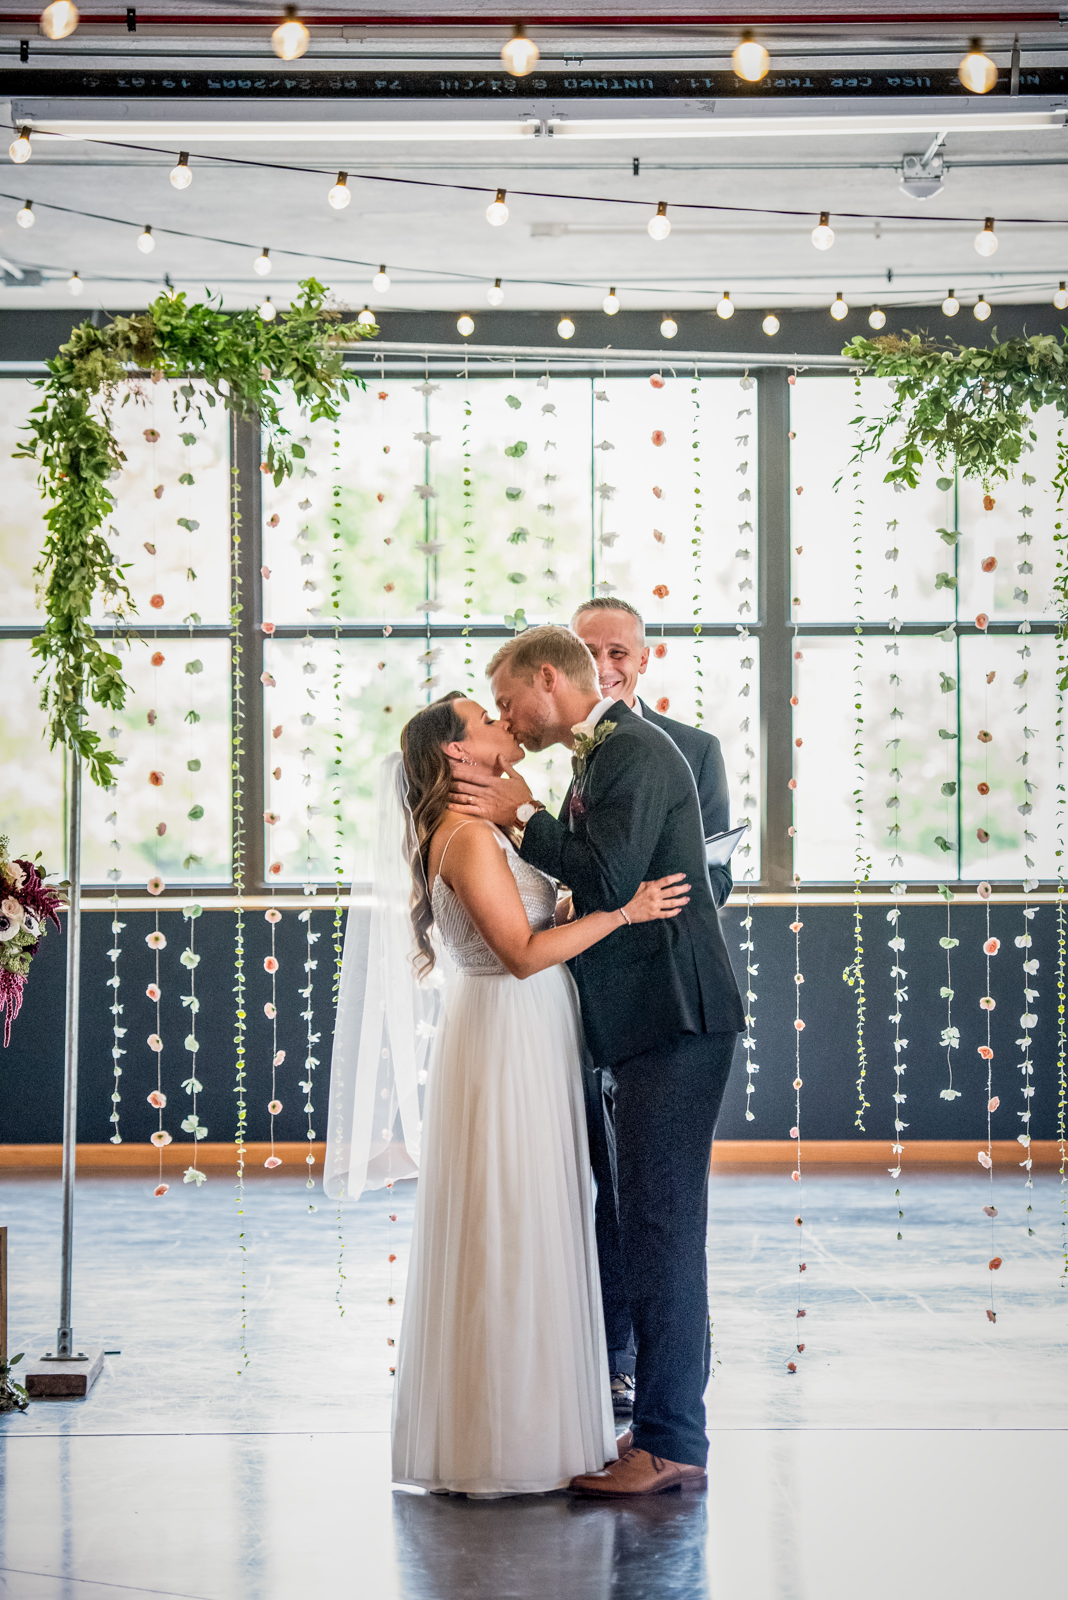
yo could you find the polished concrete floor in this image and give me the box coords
[1,1166,1066,1599]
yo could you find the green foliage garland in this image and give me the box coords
[18,279,367,787]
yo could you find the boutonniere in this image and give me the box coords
[571,717,616,770]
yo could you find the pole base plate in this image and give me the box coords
[24,1346,105,1399]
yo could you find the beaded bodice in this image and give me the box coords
[431,828,557,975]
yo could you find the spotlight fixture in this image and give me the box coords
[942,288,960,316]
[271,5,309,61]
[732,31,769,82]
[811,211,835,250]
[358,305,377,327]
[259,297,277,322]
[660,314,678,339]
[16,200,34,229]
[254,248,272,277]
[457,312,475,337]
[500,23,539,77]
[327,172,351,210]
[373,264,391,292]
[762,312,779,336]
[647,201,670,241]
[958,37,998,94]
[602,287,620,315]
[868,306,886,329]
[68,270,83,296]
[1055,281,1068,311]
[973,295,991,321]
[830,292,849,321]
[169,152,192,190]
[557,315,575,340]
[136,225,155,255]
[9,127,32,165]
[716,292,734,320]
[974,217,998,256]
[486,188,509,226]
[40,1,79,39]
[487,277,504,306]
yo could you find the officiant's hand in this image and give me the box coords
[449,763,536,828]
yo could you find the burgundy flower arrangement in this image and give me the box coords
[0,836,65,1046]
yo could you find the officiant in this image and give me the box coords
[570,597,735,1421]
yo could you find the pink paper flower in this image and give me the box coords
[265,908,281,923]
[790,920,803,932]
[147,1090,166,1108]
[261,621,276,635]
[261,671,277,688]
[147,875,165,896]
[148,771,164,788]
[654,643,667,659]
[145,930,167,950]
[264,1155,282,1169]
[151,650,165,667]
[154,1183,169,1197]
[979,996,995,1011]
[983,1204,997,1217]
[264,810,280,826]
[268,1099,283,1116]
[793,1019,805,1032]
[272,724,282,739]
[988,1096,1000,1111]
[264,1002,277,1019]
[651,429,666,447]
[264,956,279,974]
[649,374,665,389]
[656,697,670,713]
[150,1129,172,1147]
[988,1256,1002,1270]
[272,1050,285,1066]
[146,984,161,1001]
[978,1150,993,1169]
[267,514,280,528]
[143,428,160,443]
[269,862,282,876]
[793,1076,803,1090]
[983,937,1000,955]
[976,881,993,900]
[978,1045,994,1060]
[789,1126,799,1139]
[148,1033,163,1053]
[791,1171,800,1181]
[261,565,272,578]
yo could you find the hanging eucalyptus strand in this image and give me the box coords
[844,381,870,1128]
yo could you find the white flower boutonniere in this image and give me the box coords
[572,717,616,770]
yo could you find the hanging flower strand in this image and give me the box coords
[787,880,807,1373]
[264,908,283,1170]
[938,883,961,1100]
[180,903,206,1184]
[1055,429,1068,1273]
[1017,892,1039,1220]
[979,900,1001,1322]
[145,914,170,1196]
[844,377,870,1128]
[231,451,250,1368]
[886,886,909,1237]
[297,906,322,1204]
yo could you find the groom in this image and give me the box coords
[451,625,743,1496]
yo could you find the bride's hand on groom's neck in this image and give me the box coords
[448,760,535,827]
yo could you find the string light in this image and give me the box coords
[169,152,192,190]
[647,201,671,241]
[868,306,886,329]
[974,294,992,321]
[716,292,735,320]
[40,1,79,39]
[732,31,769,82]
[500,23,539,76]
[811,211,835,250]
[830,292,849,321]
[9,127,32,165]
[16,200,33,229]
[372,264,390,292]
[602,287,620,315]
[357,305,377,326]
[457,312,474,336]
[974,217,999,256]
[258,296,276,321]
[660,314,678,339]
[253,248,272,277]
[487,277,504,305]
[136,225,155,255]
[271,5,310,61]
[943,288,960,316]
[557,314,575,340]
[1054,281,1068,310]
[486,188,509,226]
[762,311,779,336]
[68,270,83,296]
[327,171,350,210]
[959,37,998,94]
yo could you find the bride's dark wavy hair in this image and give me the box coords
[400,690,468,978]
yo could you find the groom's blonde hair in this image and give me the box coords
[486,624,598,694]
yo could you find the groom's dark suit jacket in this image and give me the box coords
[636,697,733,909]
[519,699,744,1071]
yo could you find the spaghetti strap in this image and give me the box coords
[437,819,496,880]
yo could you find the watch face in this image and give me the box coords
[517,803,536,824]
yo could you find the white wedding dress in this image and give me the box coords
[391,824,616,1495]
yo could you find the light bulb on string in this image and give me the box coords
[868,306,886,329]
[271,5,309,61]
[959,38,998,94]
[557,315,575,340]
[254,248,272,277]
[811,211,834,250]
[327,171,351,210]
[762,311,779,336]
[974,217,998,256]
[373,264,390,292]
[501,23,539,76]
[16,200,34,229]
[136,225,155,255]
[830,291,849,321]
[974,295,991,321]
[40,1,79,39]
[486,188,509,226]
[942,288,960,316]
[357,305,377,327]
[660,314,678,339]
[487,278,504,306]
[68,270,83,297]
[457,313,475,337]
[647,201,670,241]
[716,292,734,320]
[732,31,769,82]
[169,152,192,190]
[259,297,276,322]
[9,127,32,165]
[1055,281,1068,311]
[603,287,619,315]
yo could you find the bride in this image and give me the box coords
[368,690,689,1497]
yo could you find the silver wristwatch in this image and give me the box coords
[516,801,544,826]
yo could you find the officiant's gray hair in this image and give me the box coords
[571,597,645,639]
[486,624,598,695]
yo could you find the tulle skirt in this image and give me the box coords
[391,963,616,1495]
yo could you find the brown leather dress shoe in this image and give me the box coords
[570,1446,707,1497]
